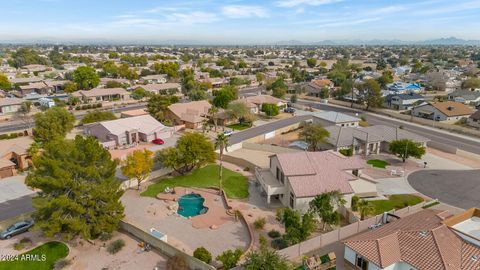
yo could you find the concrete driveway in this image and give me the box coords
[408,170,480,209]
[0,175,35,203]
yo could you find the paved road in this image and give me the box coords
[0,195,34,221]
[408,170,480,209]
[298,100,480,155]
[0,103,147,133]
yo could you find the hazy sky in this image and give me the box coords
[1,0,480,43]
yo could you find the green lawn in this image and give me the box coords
[0,241,69,270]
[370,194,424,215]
[141,164,249,199]
[226,123,251,131]
[367,159,390,169]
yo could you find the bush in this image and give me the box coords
[13,242,24,250]
[193,246,212,264]
[98,232,113,241]
[271,238,288,250]
[75,106,81,110]
[253,217,266,230]
[339,148,353,156]
[268,230,281,239]
[216,248,243,269]
[107,239,125,254]
[351,195,360,211]
[166,255,188,270]
[54,259,71,270]
[261,103,279,117]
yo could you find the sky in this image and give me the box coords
[1,0,480,44]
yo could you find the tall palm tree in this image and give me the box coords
[215,133,229,194]
[208,106,219,131]
[358,199,374,220]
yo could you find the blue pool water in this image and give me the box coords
[177,193,208,218]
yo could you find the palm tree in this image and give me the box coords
[358,199,374,220]
[208,106,219,132]
[215,133,229,194]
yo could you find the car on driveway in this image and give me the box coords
[152,138,165,145]
[223,130,234,136]
[284,107,295,113]
[0,220,34,239]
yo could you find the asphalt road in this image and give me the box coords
[298,100,480,155]
[408,170,480,209]
[0,102,147,133]
[0,195,34,221]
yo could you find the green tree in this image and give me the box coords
[208,106,219,131]
[462,78,480,90]
[81,110,117,124]
[146,94,178,121]
[73,66,100,90]
[308,191,345,230]
[377,70,394,87]
[213,86,238,109]
[105,80,125,88]
[193,247,212,264]
[261,103,279,117]
[215,133,229,194]
[389,139,426,162]
[299,123,330,151]
[108,52,119,59]
[351,195,360,211]
[34,107,75,142]
[9,48,48,68]
[227,102,253,125]
[63,82,78,93]
[270,78,287,98]
[276,208,316,245]
[358,199,374,220]
[152,62,180,78]
[188,89,208,101]
[0,73,12,90]
[290,94,298,103]
[155,133,215,175]
[26,136,124,240]
[307,58,317,68]
[131,87,148,100]
[121,149,154,190]
[216,248,243,269]
[243,235,290,270]
[357,79,383,111]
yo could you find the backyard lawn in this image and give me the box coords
[0,241,69,270]
[226,123,251,131]
[367,159,390,169]
[141,164,249,199]
[370,194,424,215]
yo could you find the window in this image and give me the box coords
[280,172,285,184]
[289,192,295,208]
[276,167,280,181]
[356,255,369,270]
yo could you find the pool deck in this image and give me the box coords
[157,187,235,229]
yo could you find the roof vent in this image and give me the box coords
[419,231,429,237]
[472,255,478,262]
[447,106,454,111]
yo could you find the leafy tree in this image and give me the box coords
[357,79,383,111]
[256,72,265,84]
[152,62,180,78]
[306,58,317,68]
[193,247,212,264]
[26,136,124,240]
[216,248,243,269]
[290,94,298,104]
[208,106,219,131]
[227,102,253,125]
[462,78,480,90]
[215,133,229,193]
[155,133,215,175]
[63,82,78,93]
[105,80,125,88]
[270,78,287,98]
[9,48,48,68]
[351,195,360,211]
[188,89,208,101]
[308,191,346,230]
[81,110,117,124]
[73,66,100,90]
[389,139,426,162]
[358,199,374,220]
[48,50,66,66]
[213,85,238,109]
[16,101,33,129]
[34,107,75,143]
[120,149,154,190]
[377,70,393,87]
[299,123,330,151]
[243,235,290,270]
[0,73,12,90]
[166,255,189,270]
[276,208,316,245]
[108,52,119,59]
[131,87,148,100]
[146,94,178,121]
[261,103,279,117]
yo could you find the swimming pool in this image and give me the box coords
[177,193,208,218]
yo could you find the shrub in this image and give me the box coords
[271,238,288,250]
[253,217,266,230]
[13,242,24,250]
[98,232,113,241]
[268,230,281,239]
[166,255,188,270]
[75,106,81,110]
[339,148,353,156]
[107,239,125,254]
[193,246,212,264]
[54,259,71,270]
[216,248,243,269]
[351,195,360,211]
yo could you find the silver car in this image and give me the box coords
[0,220,34,239]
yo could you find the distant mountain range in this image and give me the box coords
[0,37,479,46]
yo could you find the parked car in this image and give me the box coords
[152,138,165,145]
[284,107,295,113]
[223,130,234,136]
[0,220,34,239]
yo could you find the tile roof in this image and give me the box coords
[167,100,211,123]
[430,101,475,117]
[90,115,171,136]
[134,83,181,92]
[0,136,32,157]
[244,95,284,105]
[275,150,363,197]
[0,97,24,107]
[74,87,129,98]
[344,209,480,270]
